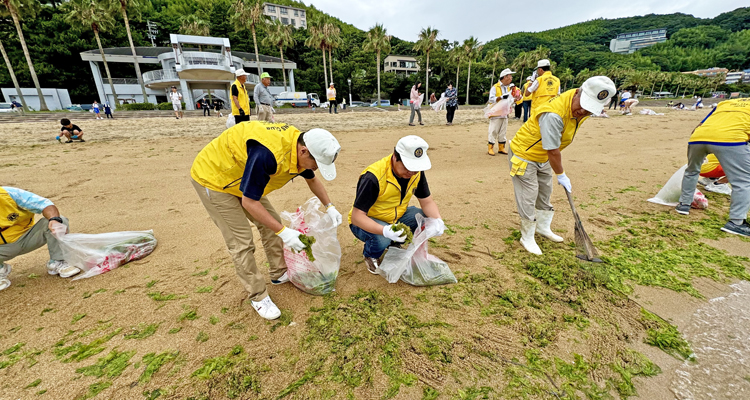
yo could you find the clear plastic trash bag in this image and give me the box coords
[225,114,236,129]
[484,98,514,118]
[377,215,457,286]
[52,228,157,281]
[647,164,708,209]
[280,197,342,295]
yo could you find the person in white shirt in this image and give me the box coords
[487,69,522,155]
[170,86,183,119]
[620,90,638,115]
[326,83,338,114]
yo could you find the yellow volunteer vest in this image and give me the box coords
[689,98,750,144]
[510,89,589,163]
[522,82,532,101]
[530,72,560,114]
[230,79,250,116]
[0,188,35,244]
[700,154,721,175]
[347,155,422,225]
[190,122,305,198]
[493,82,507,102]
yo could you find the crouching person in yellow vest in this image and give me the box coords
[190,122,342,320]
[0,187,81,291]
[349,136,446,274]
[509,76,615,254]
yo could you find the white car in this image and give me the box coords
[0,103,17,113]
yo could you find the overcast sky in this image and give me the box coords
[304,0,747,43]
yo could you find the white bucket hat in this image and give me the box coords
[499,68,515,79]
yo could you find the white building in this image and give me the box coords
[263,3,307,28]
[610,29,667,54]
[725,71,744,85]
[1,88,71,111]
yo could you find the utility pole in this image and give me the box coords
[146,21,159,47]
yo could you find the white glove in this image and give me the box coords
[435,218,446,236]
[557,173,572,193]
[383,225,407,243]
[276,227,306,252]
[325,205,342,227]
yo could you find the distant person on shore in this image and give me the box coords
[0,186,82,291]
[254,72,275,122]
[487,69,521,155]
[57,118,85,143]
[608,89,620,110]
[514,89,523,119]
[409,82,424,126]
[92,101,102,120]
[444,83,458,125]
[104,103,113,119]
[342,98,347,110]
[620,90,638,115]
[521,76,533,122]
[213,99,224,117]
[675,98,750,237]
[695,96,703,109]
[170,86,183,119]
[430,92,437,105]
[231,69,251,123]
[525,59,560,118]
[327,82,338,114]
[200,98,211,117]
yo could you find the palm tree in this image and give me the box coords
[511,51,532,87]
[324,22,341,87]
[230,0,266,75]
[105,0,149,102]
[0,38,26,113]
[623,70,650,97]
[575,68,593,85]
[484,49,505,85]
[362,23,391,107]
[304,24,327,90]
[413,26,439,106]
[672,74,686,99]
[462,36,482,105]
[65,0,120,107]
[263,19,294,91]
[1,0,48,110]
[449,44,464,94]
[558,67,574,91]
[180,14,210,50]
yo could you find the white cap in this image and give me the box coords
[235,69,249,77]
[329,82,334,86]
[499,68,515,78]
[536,59,551,68]
[526,76,533,81]
[304,129,341,181]
[579,76,617,115]
[395,135,431,172]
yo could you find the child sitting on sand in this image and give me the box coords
[57,118,85,143]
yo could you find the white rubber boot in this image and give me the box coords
[520,219,542,255]
[535,210,564,243]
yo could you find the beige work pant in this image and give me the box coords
[256,105,273,122]
[488,117,508,144]
[0,217,69,263]
[191,179,286,301]
[507,145,554,221]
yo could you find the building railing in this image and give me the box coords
[143,69,179,84]
[179,51,231,69]
[108,78,139,85]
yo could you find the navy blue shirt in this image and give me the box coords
[239,140,314,200]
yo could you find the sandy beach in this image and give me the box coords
[0,106,748,399]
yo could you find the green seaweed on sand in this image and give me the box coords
[299,234,316,261]
[390,223,413,246]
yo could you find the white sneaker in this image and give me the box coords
[251,296,281,320]
[0,263,11,291]
[47,260,81,278]
[271,271,289,285]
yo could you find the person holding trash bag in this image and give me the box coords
[487,68,522,156]
[0,187,81,291]
[525,59,560,119]
[348,135,446,274]
[675,98,750,237]
[190,122,342,320]
[509,76,615,255]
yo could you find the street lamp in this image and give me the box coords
[347,78,352,111]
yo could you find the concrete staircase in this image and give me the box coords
[0,110,209,124]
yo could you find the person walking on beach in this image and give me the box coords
[509,76,615,255]
[409,82,424,126]
[170,86,183,119]
[92,101,102,120]
[0,186,82,291]
[525,59,560,118]
[254,72,275,122]
[200,98,211,117]
[190,122,342,320]
[675,98,750,237]
[213,99,224,117]
[522,77,533,122]
[327,83,338,114]
[231,69,251,123]
[608,89,620,110]
[444,83,458,126]
[103,103,113,119]
[487,69,520,156]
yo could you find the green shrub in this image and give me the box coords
[249,101,256,109]
[121,103,156,111]
[156,102,186,110]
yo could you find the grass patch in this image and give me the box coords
[196,331,209,343]
[463,236,475,251]
[146,280,159,288]
[178,306,200,322]
[147,292,187,302]
[71,314,86,324]
[53,328,122,363]
[75,380,111,400]
[196,286,213,293]
[124,323,160,340]
[210,316,220,325]
[270,310,293,332]
[25,378,42,388]
[140,351,179,383]
[168,327,182,334]
[192,269,209,276]
[75,349,136,378]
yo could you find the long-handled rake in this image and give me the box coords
[564,189,603,263]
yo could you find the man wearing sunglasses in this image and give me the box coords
[190,121,342,320]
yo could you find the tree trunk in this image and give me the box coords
[424,52,430,106]
[659,81,665,94]
[376,51,381,106]
[650,81,657,96]
[0,38,27,114]
[94,28,119,108]
[675,85,681,98]
[519,67,525,87]
[251,26,262,75]
[322,48,328,92]
[465,60,472,106]
[328,47,333,87]
[9,5,47,111]
[279,46,287,91]
[490,63,496,88]
[455,64,460,95]
[119,4,148,103]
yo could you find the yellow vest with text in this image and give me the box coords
[0,188,35,244]
[510,89,589,163]
[231,79,250,116]
[347,155,422,225]
[531,71,560,113]
[522,81,532,101]
[689,98,750,144]
[190,122,305,198]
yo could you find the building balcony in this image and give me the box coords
[177,51,237,80]
[143,69,180,88]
